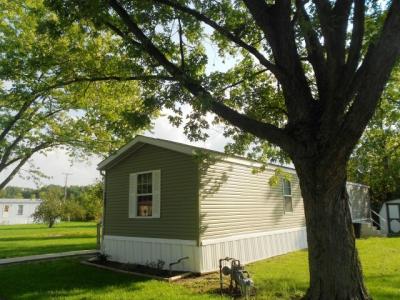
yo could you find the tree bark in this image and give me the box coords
[295,159,369,300]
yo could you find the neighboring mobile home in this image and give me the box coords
[0,199,41,225]
[98,135,371,273]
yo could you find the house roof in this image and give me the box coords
[97,136,369,188]
[0,198,42,204]
[97,135,288,171]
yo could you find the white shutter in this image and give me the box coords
[129,173,137,218]
[152,170,161,218]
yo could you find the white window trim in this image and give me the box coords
[282,178,293,214]
[129,170,161,219]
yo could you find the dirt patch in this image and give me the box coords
[177,272,226,294]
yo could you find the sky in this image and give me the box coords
[1,107,230,188]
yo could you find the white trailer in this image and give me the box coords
[0,199,42,225]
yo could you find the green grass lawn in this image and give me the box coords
[0,237,398,300]
[0,222,97,258]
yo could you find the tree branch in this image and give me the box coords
[48,75,175,91]
[0,157,31,190]
[108,0,297,153]
[0,135,24,168]
[178,18,185,69]
[0,142,51,190]
[0,95,41,143]
[243,0,315,123]
[217,69,268,93]
[335,0,400,161]
[312,0,353,95]
[344,0,365,80]
[295,0,328,101]
[103,20,143,48]
[152,0,282,77]
[1,74,172,148]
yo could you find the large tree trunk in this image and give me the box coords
[295,159,370,300]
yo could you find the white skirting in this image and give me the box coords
[103,227,307,273]
[199,227,307,273]
[102,235,199,272]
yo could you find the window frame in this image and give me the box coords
[17,204,24,216]
[282,178,294,214]
[129,170,161,219]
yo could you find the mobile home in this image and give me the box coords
[98,136,371,273]
[0,199,41,225]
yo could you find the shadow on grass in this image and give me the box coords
[0,258,150,300]
[0,223,96,231]
[0,234,95,242]
[0,242,96,259]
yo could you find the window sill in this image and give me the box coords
[129,216,160,219]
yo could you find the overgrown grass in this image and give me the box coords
[0,237,398,299]
[0,222,97,258]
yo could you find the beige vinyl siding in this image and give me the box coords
[104,144,199,240]
[199,161,305,240]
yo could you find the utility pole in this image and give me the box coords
[62,172,72,201]
[62,172,72,222]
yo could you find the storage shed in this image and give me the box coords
[98,135,371,273]
[379,199,400,235]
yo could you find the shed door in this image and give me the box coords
[387,203,400,235]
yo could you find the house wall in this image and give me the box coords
[199,161,306,241]
[103,144,199,241]
[191,160,307,272]
[102,143,308,273]
[0,201,40,225]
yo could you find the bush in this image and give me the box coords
[63,200,86,221]
[33,189,63,228]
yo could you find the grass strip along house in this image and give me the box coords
[97,136,370,274]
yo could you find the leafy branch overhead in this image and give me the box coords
[41,1,399,162]
[0,0,166,189]
[40,1,400,298]
[348,65,400,208]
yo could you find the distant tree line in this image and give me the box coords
[0,183,103,224]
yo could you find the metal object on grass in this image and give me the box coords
[219,257,256,299]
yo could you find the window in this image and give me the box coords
[137,172,153,216]
[129,170,161,218]
[282,178,293,213]
[3,205,10,217]
[17,205,23,215]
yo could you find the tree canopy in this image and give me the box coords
[5,0,400,298]
[348,65,400,209]
[0,0,160,189]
